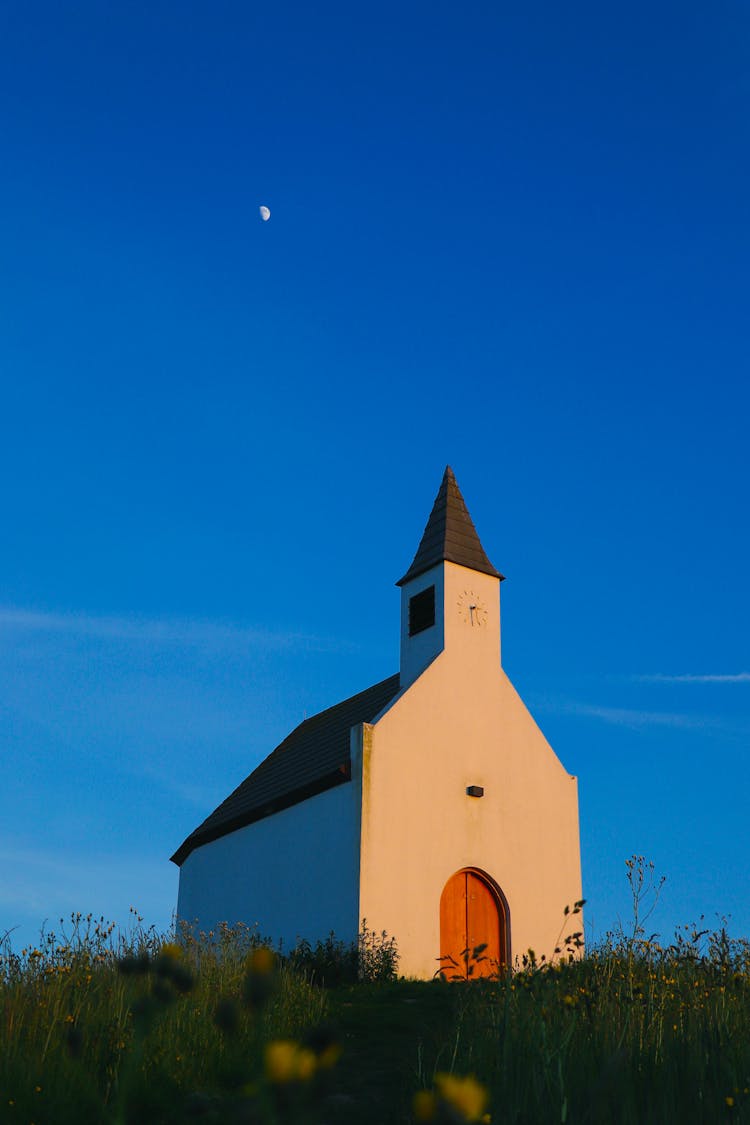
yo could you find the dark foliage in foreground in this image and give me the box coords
[2,866,750,1124]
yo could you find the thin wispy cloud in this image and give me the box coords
[531,694,747,733]
[559,701,710,730]
[634,672,750,684]
[0,606,356,654]
[547,699,710,730]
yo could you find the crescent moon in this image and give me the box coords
[259,206,271,222]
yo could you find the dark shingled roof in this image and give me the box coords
[397,466,503,586]
[171,673,400,866]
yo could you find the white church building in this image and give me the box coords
[172,468,583,978]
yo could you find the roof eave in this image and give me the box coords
[170,765,352,867]
[396,556,505,587]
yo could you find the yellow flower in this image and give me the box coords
[264,1040,316,1084]
[435,1073,489,1122]
[265,1040,297,1083]
[247,946,275,975]
[318,1043,343,1070]
[726,1096,735,1108]
[413,1090,438,1121]
[160,943,183,960]
[296,1049,316,1081]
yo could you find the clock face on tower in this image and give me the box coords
[457,589,488,627]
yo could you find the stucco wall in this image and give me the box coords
[358,561,583,979]
[399,565,445,686]
[177,782,360,949]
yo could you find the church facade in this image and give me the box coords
[172,468,583,977]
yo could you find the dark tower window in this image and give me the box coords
[409,586,435,636]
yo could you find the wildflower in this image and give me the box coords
[318,1042,342,1069]
[302,1022,341,1069]
[413,1090,438,1121]
[243,949,276,1008]
[726,1096,735,1107]
[434,1073,489,1122]
[247,946,275,975]
[264,1040,317,1084]
[160,942,183,961]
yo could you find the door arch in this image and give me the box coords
[439,868,509,979]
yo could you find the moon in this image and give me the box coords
[259,205,271,222]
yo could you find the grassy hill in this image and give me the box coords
[2,906,750,1124]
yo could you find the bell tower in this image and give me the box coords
[396,467,504,688]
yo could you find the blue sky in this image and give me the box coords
[1,1,749,953]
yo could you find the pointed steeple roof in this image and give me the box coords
[396,466,504,586]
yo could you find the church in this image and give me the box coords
[172,468,583,978]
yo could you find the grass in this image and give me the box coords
[0,911,327,1124]
[2,873,750,1124]
[444,935,750,1123]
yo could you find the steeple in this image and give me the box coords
[397,466,503,587]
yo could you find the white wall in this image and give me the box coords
[399,564,445,687]
[176,782,360,950]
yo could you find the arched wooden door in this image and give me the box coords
[439,869,507,979]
